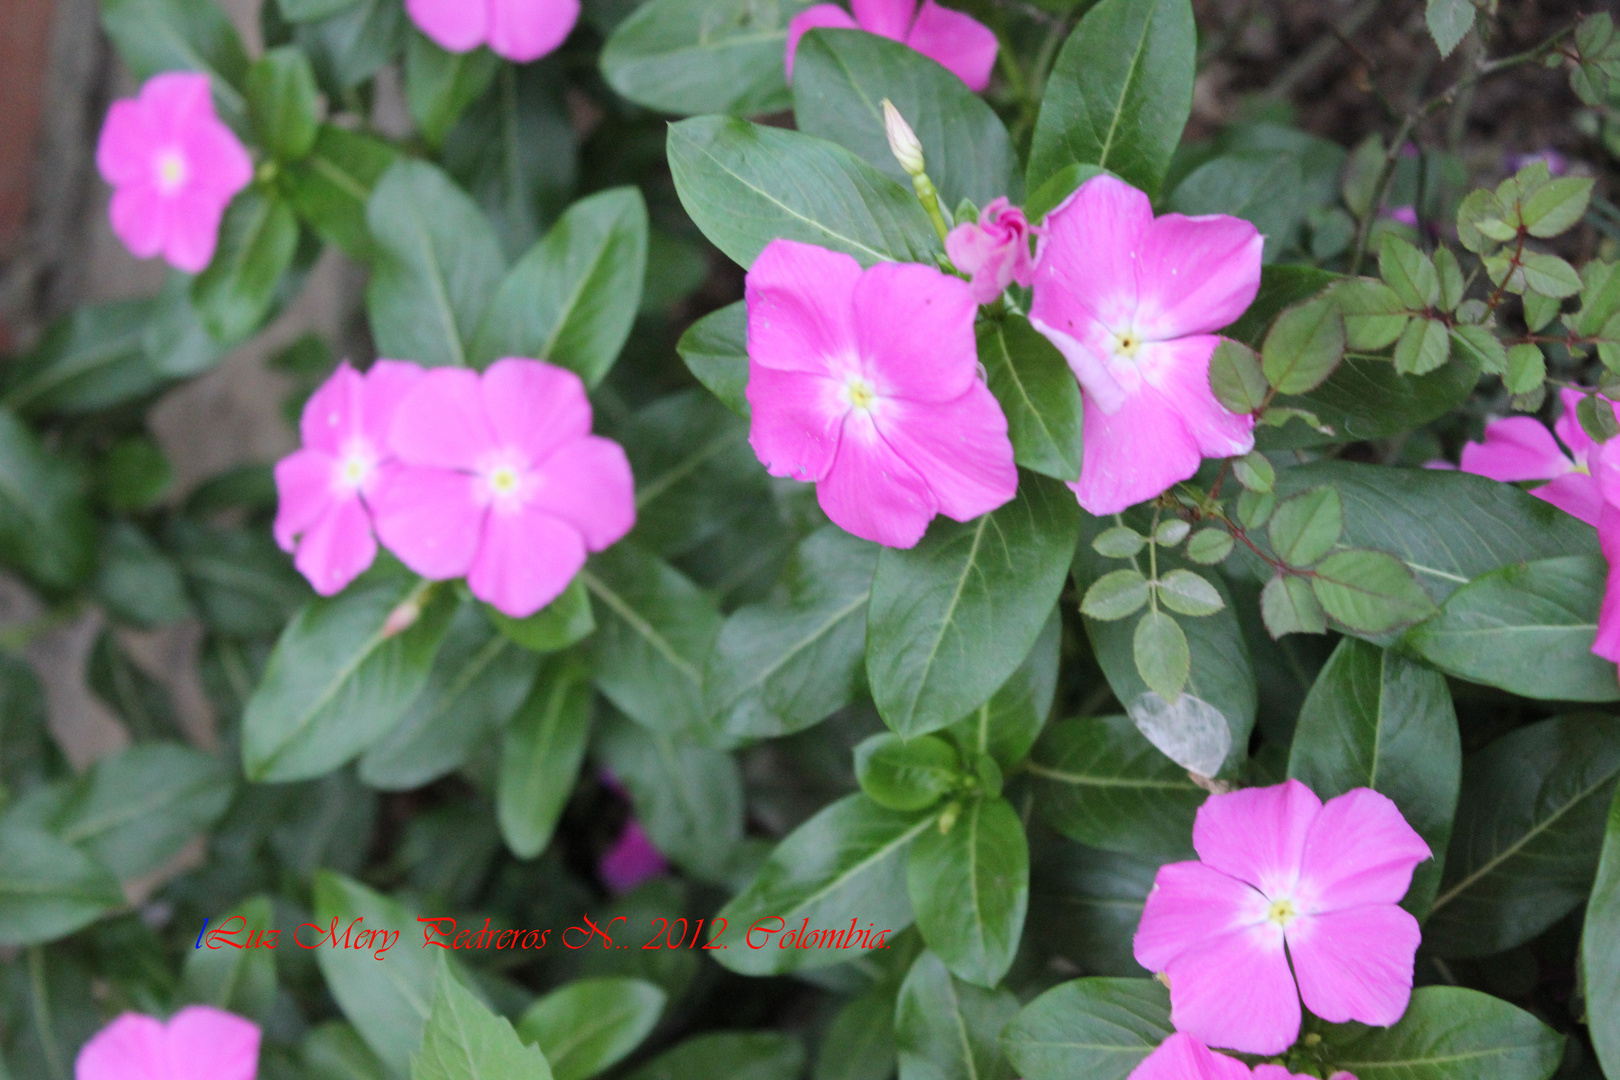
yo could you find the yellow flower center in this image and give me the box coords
[339,454,369,488]
[156,151,188,193]
[846,376,877,412]
[1113,329,1143,359]
[1266,898,1299,927]
[488,465,521,498]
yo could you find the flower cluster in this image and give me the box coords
[274,358,635,618]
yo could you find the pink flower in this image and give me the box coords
[371,359,635,619]
[1029,176,1262,515]
[946,197,1036,304]
[1457,388,1610,526]
[275,362,424,597]
[600,819,669,895]
[1127,1033,1358,1080]
[743,239,1017,548]
[1133,780,1430,1055]
[76,1006,259,1080]
[95,73,253,274]
[1596,503,1620,664]
[405,0,579,63]
[785,0,997,91]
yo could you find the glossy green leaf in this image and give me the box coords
[404,32,498,149]
[490,577,596,653]
[856,733,960,812]
[182,895,277,1021]
[0,409,95,590]
[1168,151,1308,262]
[293,0,407,94]
[979,316,1085,482]
[303,1023,391,1080]
[1585,785,1620,1078]
[1317,986,1562,1080]
[1001,977,1172,1080]
[93,521,192,628]
[677,301,749,418]
[1029,846,1164,977]
[193,187,301,343]
[2,298,165,417]
[949,607,1061,770]
[497,659,593,859]
[246,45,321,161]
[625,1032,804,1080]
[287,125,400,258]
[101,0,250,126]
[0,820,123,946]
[517,977,666,1080]
[894,950,1018,1080]
[1082,568,1150,621]
[1262,299,1346,395]
[1310,549,1437,634]
[908,796,1028,988]
[1268,486,1343,567]
[412,960,552,1080]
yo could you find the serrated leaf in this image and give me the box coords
[1380,234,1440,309]
[1521,252,1582,298]
[1262,298,1345,394]
[1209,339,1268,414]
[1261,573,1327,637]
[1425,0,1476,57]
[1133,609,1190,702]
[412,961,552,1080]
[1268,486,1343,567]
[1093,526,1146,559]
[1155,570,1224,617]
[1332,278,1410,351]
[1505,343,1546,394]
[1523,176,1594,238]
[1082,569,1151,621]
[1185,529,1234,564]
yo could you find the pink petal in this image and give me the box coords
[274,449,340,552]
[487,0,579,61]
[371,466,486,580]
[1031,176,1155,339]
[96,100,157,187]
[600,820,669,895]
[1031,313,1129,414]
[526,436,637,550]
[1134,861,1269,973]
[162,189,229,274]
[140,73,216,131]
[293,495,379,597]
[1594,438,1620,508]
[107,184,170,262]
[875,383,1017,522]
[1533,473,1604,527]
[1129,1034,1254,1080]
[406,0,489,51]
[1286,905,1421,1027]
[468,506,588,618]
[785,5,859,79]
[852,262,979,403]
[1192,780,1321,900]
[180,119,253,201]
[1254,1067,1319,1080]
[165,1006,261,1080]
[746,239,862,375]
[1163,923,1300,1056]
[389,367,498,471]
[1553,387,1599,465]
[1296,788,1431,913]
[1133,212,1264,341]
[1596,506,1620,663]
[75,1013,167,1080]
[301,363,366,455]
[1458,417,1572,482]
[904,0,998,92]
[1142,336,1256,458]
[746,365,845,483]
[481,359,593,468]
[817,411,937,547]
[358,360,427,454]
[851,0,916,39]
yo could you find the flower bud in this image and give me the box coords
[882,99,925,178]
[382,597,422,638]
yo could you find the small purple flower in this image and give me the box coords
[600,820,668,895]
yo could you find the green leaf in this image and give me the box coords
[949,607,1062,770]
[1311,549,1438,634]
[1029,847,1163,977]
[1029,716,1203,854]
[490,576,596,653]
[979,316,1085,482]
[1260,572,1327,637]
[304,1023,392,1080]
[242,576,455,782]
[1094,526,1146,559]
[1024,163,1105,224]
[868,472,1080,737]
[1133,609,1189,701]
[1257,347,1480,451]
[1407,555,1620,702]
[497,659,593,860]
[1209,340,1268,414]
[1523,177,1594,238]
[182,895,277,1021]
[2,298,164,417]
[470,187,649,385]
[1434,247,1466,310]
[1267,486,1342,567]
[93,521,191,628]
[166,516,311,637]
[1504,343,1546,394]
[293,0,407,94]
[1027,0,1195,196]
[0,409,95,590]
[101,0,250,125]
[287,125,400,258]
[1317,986,1562,1080]
[1081,568,1150,621]
[710,794,933,975]
[1425,0,1475,56]
[1287,639,1460,919]
[1232,452,1274,493]
[1167,150,1310,262]
[894,950,1018,1080]
[1001,977,1172,1080]
[246,45,321,161]
[0,820,122,946]
[412,960,552,1080]
[815,975,904,1080]
[366,159,505,367]
[667,116,941,270]
[1332,278,1410,351]
[193,187,301,343]
[793,29,1021,205]
[1185,529,1234,565]
[1154,570,1224,618]
[1585,785,1620,1078]
[1424,714,1620,958]
[601,0,811,117]
[677,301,750,418]
[855,733,960,812]
[1392,317,1451,376]
[1520,252,1583,298]
[909,797,1028,988]
[516,978,666,1080]
[280,0,363,20]
[1381,234,1440,309]
[1449,324,1506,375]
[1262,298,1346,394]
[625,1032,804,1080]
[404,32,498,149]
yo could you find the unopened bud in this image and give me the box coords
[382,598,422,638]
[882,99,925,178]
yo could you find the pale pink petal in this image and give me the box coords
[784,5,860,79]
[468,506,588,618]
[1459,417,1572,482]
[1192,780,1321,899]
[75,1013,167,1080]
[1596,505,1620,663]
[108,185,171,262]
[1134,861,1269,972]
[181,120,253,200]
[1031,176,1154,337]
[1128,1034,1253,1080]
[526,436,636,550]
[851,0,915,39]
[600,820,669,895]
[852,262,979,403]
[487,0,579,61]
[1594,438,1620,509]
[1286,905,1421,1027]
[96,100,157,187]
[1163,923,1300,1055]
[875,384,1016,522]
[389,367,498,470]
[140,73,216,131]
[1297,788,1431,912]
[746,239,862,376]
[371,466,486,579]
[274,449,339,551]
[1533,473,1604,527]
[945,223,1009,305]
[1030,314,1128,414]
[1329,1073,1358,1080]
[293,495,379,597]
[481,359,593,467]
[301,363,366,454]
[817,412,937,547]
[406,0,489,51]
[163,189,229,274]
[1133,213,1265,341]
[165,1006,261,1080]
[904,0,998,92]
[1141,336,1257,457]
[358,360,427,453]
[1070,374,1207,515]
[746,365,845,483]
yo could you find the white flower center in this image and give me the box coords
[1265,897,1299,928]
[843,375,877,413]
[488,465,521,497]
[155,149,189,194]
[1111,327,1144,360]
[334,439,376,492]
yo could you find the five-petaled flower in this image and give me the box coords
[372,358,635,619]
[1134,779,1430,1055]
[785,0,997,91]
[744,238,1017,549]
[96,72,253,274]
[406,0,580,63]
[946,197,1036,305]
[76,1005,259,1080]
[1030,175,1263,516]
[1457,388,1611,526]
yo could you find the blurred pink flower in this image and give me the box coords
[946,197,1035,304]
[1134,780,1429,1055]
[372,359,634,618]
[406,0,579,62]
[1507,150,1569,176]
[76,1006,259,1080]
[95,73,252,274]
[1457,388,1610,526]
[275,362,423,596]
[785,0,997,91]
[1127,1033,1358,1080]
[600,820,668,894]
[1030,175,1262,515]
[743,238,1017,548]
[1382,206,1420,227]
